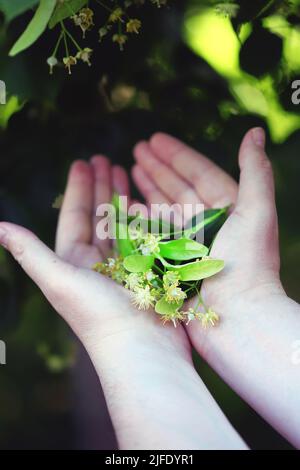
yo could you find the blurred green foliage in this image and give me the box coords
[0,0,299,449]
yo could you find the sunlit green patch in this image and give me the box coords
[183,8,300,143]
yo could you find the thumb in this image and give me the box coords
[236,127,276,219]
[0,222,75,314]
[235,128,280,272]
[0,222,137,346]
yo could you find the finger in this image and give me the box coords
[0,223,116,339]
[235,128,279,270]
[133,141,202,208]
[112,165,130,198]
[131,165,188,223]
[236,128,275,217]
[90,156,112,257]
[131,164,170,205]
[149,133,238,208]
[0,222,74,310]
[113,165,149,217]
[56,160,93,257]
[131,164,172,221]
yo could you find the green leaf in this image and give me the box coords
[158,238,208,261]
[184,207,228,239]
[123,255,154,273]
[0,0,39,22]
[158,256,224,280]
[155,297,183,316]
[177,259,225,281]
[9,0,57,57]
[115,223,134,257]
[202,208,229,246]
[49,0,88,29]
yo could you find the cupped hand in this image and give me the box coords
[0,157,190,358]
[0,156,249,449]
[132,127,284,341]
[131,129,300,450]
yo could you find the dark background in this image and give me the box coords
[0,0,299,449]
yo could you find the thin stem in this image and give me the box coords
[62,28,69,57]
[184,286,196,293]
[153,264,164,275]
[95,0,113,13]
[193,296,202,313]
[256,0,275,18]
[61,21,82,51]
[194,286,208,313]
[51,30,64,57]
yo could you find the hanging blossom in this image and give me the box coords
[63,56,77,74]
[72,7,95,38]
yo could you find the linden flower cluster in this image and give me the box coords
[93,227,221,328]
[100,6,142,51]
[47,20,94,75]
[93,257,127,284]
[163,271,186,304]
[139,233,160,255]
[46,1,168,74]
[94,255,219,328]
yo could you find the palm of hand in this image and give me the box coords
[131,129,281,319]
[55,157,191,358]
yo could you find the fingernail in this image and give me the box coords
[252,127,265,148]
[0,227,8,249]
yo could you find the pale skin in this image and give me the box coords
[132,127,300,449]
[0,127,299,449]
[0,158,246,450]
